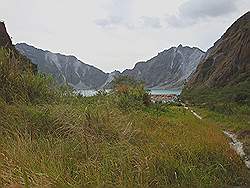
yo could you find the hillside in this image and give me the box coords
[122,45,204,89]
[16,43,108,89]
[0,22,12,48]
[16,43,204,90]
[182,12,250,105]
[0,22,37,72]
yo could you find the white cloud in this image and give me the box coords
[95,0,164,29]
[95,17,123,28]
[139,16,162,29]
[166,0,238,27]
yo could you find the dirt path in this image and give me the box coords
[181,103,250,169]
[223,131,250,169]
[181,103,202,120]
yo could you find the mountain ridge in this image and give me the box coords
[16,42,204,90]
[16,43,108,89]
[122,44,204,89]
[182,11,250,104]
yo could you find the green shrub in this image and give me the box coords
[111,76,151,110]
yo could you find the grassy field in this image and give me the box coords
[192,104,250,167]
[192,104,250,132]
[181,77,250,107]
[1,100,249,187]
[0,48,249,187]
[181,74,250,173]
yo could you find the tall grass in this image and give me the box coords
[181,80,250,132]
[181,78,250,106]
[0,49,249,187]
[0,48,73,105]
[1,102,249,187]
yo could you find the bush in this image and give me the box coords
[111,76,151,110]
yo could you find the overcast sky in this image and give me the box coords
[1,0,249,72]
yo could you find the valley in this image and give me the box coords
[0,8,249,188]
[16,43,204,91]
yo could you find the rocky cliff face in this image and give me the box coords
[0,22,37,72]
[182,12,250,104]
[16,43,108,89]
[186,12,250,89]
[16,43,204,90]
[0,22,12,48]
[122,45,204,89]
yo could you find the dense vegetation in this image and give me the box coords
[181,79,250,106]
[181,79,250,132]
[0,48,249,187]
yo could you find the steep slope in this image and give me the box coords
[0,22,36,72]
[102,70,121,88]
[16,43,204,90]
[0,22,12,48]
[182,12,250,104]
[16,43,108,89]
[122,45,204,89]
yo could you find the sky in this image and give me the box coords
[1,0,249,72]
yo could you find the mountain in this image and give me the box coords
[0,22,12,48]
[102,70,121,88]
[16,43,204,90]
[16,43,108,89]
[122,45,204,89]
[182,12,250,104]
[0,22,37,72]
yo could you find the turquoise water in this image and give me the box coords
[79,89,181,97]
[149,89,181,95]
